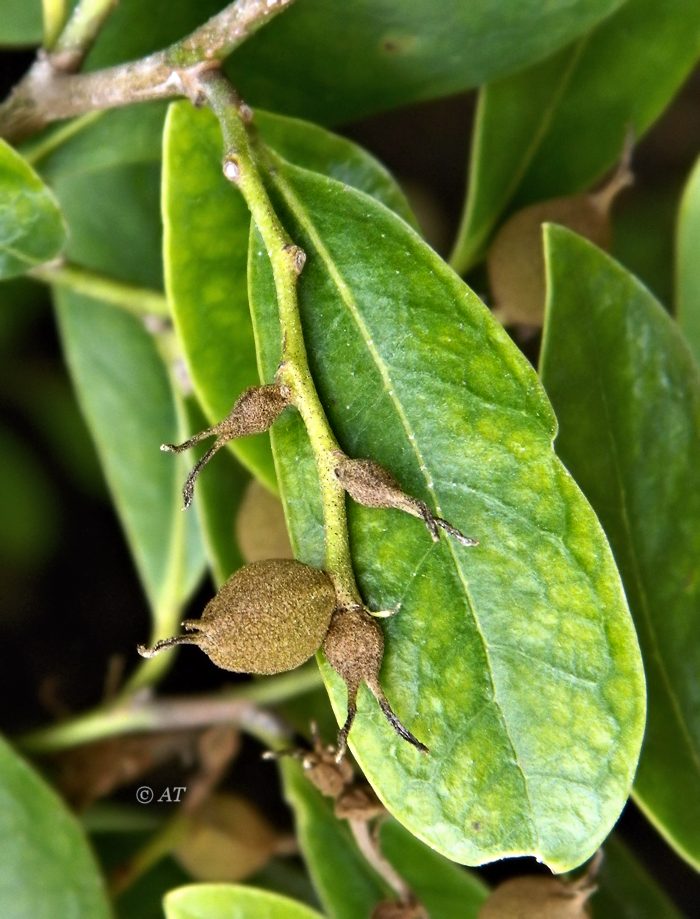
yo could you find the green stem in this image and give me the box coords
[42,0,68,50]
[16,664,320,755]
[21,111,103,166]
[200,71,360,608]
[31,262,169,317]
[52,0,117,69]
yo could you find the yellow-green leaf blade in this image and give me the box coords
[164,884,324,919]
[541,224,700,869]
[249,163,645,871]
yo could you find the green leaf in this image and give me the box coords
[281,759,487,919]
[677,155,700,363]
[248,161,644,871]
[540,225,700,869]
[228,0,626,124]
[163,102,416,488]
[0,0,42,45]
[0,138,66,278]
[0,734,110,918]
[451,0,700,272]
[591,835,683,919]
[164,884,324,919]
[55,290,204,623]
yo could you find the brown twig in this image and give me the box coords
[0,0,295,141]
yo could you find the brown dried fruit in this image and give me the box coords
[487,143,633,327]
[174,793,294,882]
[236,479,293,563]
[138,559,335,674]
[334,456,477,548]
[478,875,595,919]
[161,383,290,507]
[372,899,429,919]
[323,605,429,756]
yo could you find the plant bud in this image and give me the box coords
[323,605,429,757]
[334,456,477,548]
[478,875,594,919]
[487,144,633,327]
[138,559,335,674]
[161,383,290,508]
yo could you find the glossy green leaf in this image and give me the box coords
[590,835,683,919]
[164,884,324,919]
[0,138,66,278]
[281,759,487,919]
[0,0,42,45]
[55,290,205,619]
[0,734,110,918]
[451,0,700,272]
[677,155,700,364]
[247,159,644,871]
[540,225,700,869]
[228,0,626,124]
[163,101,416,488]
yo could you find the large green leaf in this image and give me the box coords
[44,111,205,630]
[540,225,700,869]
[246,159,644,871]
[281,759,487,919]
[0,0,42,45]
[55,290,204,619]
[451,0,700,272]
[228,0,626,124]
[164,884,323,919]
[0,734,110,918]
[162,102,416,489]
[677,155,700,364]
[0,138,66,278]
[591,835,683,919]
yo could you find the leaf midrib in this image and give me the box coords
[270,164,541,854]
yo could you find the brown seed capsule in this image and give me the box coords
[478,875,595,919]
[236,479,293,563]
[323,605,429,757]
[138,559,335,674]
[487,141,633,327]
[161,383,290,508]
[334,455,477,548]
[372,899,429,919]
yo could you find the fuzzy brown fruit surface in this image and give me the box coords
[478,875,593,919]
[139,559,335,674]
[487,155,632,327]
[324,606,429,756]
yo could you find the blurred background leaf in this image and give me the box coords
[0,139,66,278]
[0,734,110,918]
[676,155,700,363]
[451,0,700,272]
